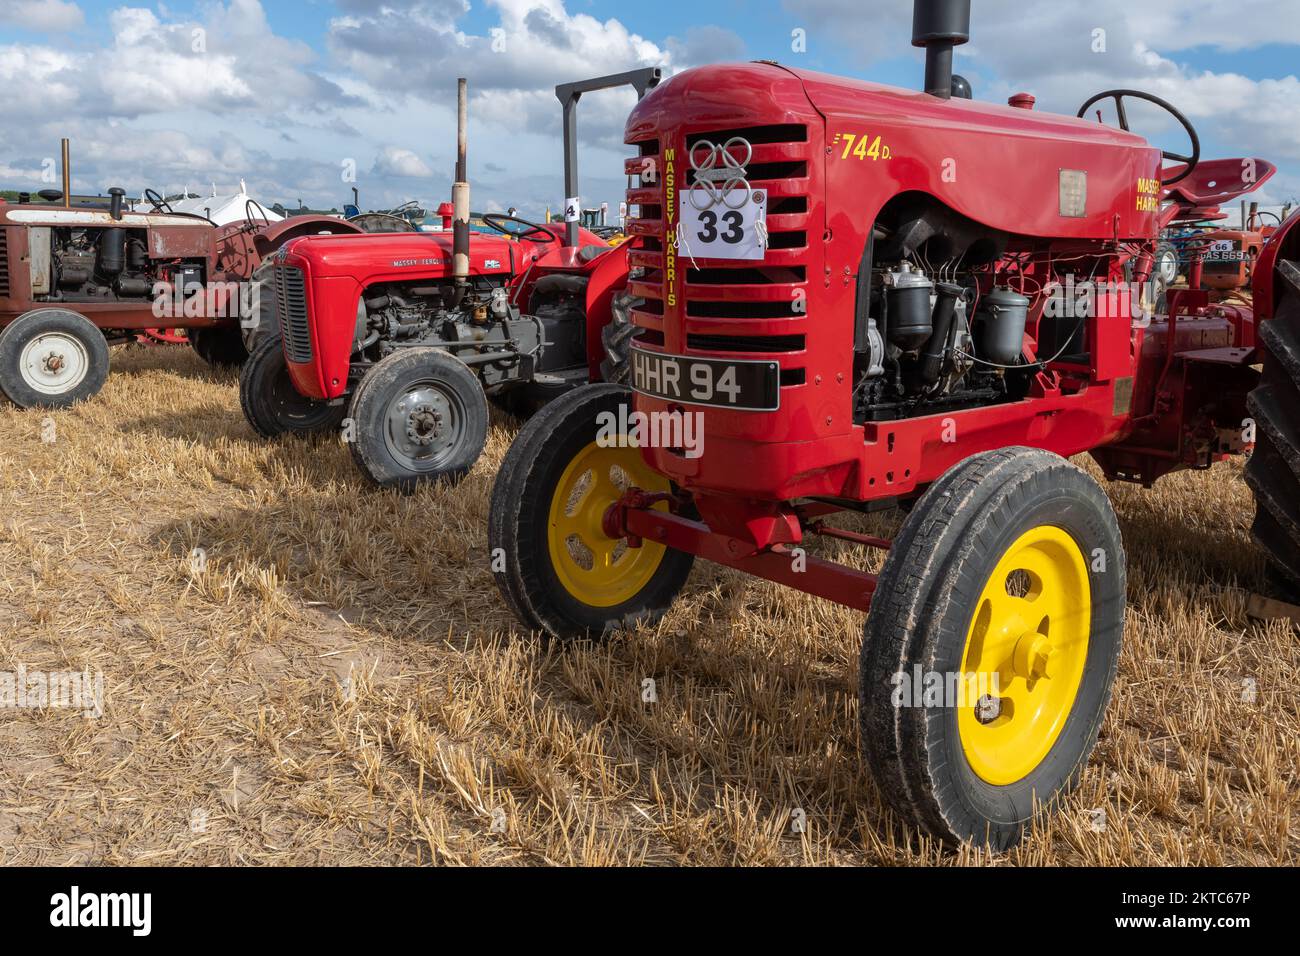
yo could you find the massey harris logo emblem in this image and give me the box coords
[689,136,752,210]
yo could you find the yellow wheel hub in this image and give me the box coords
[547,440,672,607]
[958,525,1091,786]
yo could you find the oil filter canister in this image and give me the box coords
[885,263,934,351]
[975,288,1029,365]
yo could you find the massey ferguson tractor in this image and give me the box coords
[488,0,1297,849]
[0,146,361,409]
[240,73,659,491]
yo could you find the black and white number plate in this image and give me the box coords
[630,346,780,411]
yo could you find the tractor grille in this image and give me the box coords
[624,124,811,386]
[0,228,10,298]
[274,264,312,364]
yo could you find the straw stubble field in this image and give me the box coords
[0,344,1295,865]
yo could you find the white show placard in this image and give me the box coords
[679,188,767,261]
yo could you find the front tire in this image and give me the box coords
[239,333,346,438]
[859,447,1125,850]
[488,384,694,640]
[0,308,109,409]
[347,347,488,492]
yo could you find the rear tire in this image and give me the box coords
[489,377,574,420]
[190,325,249,367]
[239,333,346,438]
[0,308,109,409]
[1246,259,1300,601]
[347,348,488,492]
[598,291,640,384]
[488,384,694,640]
[859,447,1125,850]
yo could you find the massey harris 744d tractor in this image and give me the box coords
[488,0,1297,848]
[240,73,660,491]
[0,156,360,409]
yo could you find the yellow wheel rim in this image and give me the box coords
[958,525,1091,786]
[547,440,672,608]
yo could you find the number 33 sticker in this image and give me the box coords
[680,190,767,261]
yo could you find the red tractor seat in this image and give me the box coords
[1162,158,1276,208]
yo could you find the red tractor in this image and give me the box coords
[488,0,1294,848]
[0,149,361,408]
[240,72,659,490]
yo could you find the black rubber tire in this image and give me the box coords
[241,256,277,353]
[239,332,346,439]
[0,308,110,409]
[1245,261,1300,601]
[190,325,249,368]
[597,291,641,384]
[859,447,1125,850]
[347,347,488,493]
[489,378,574,420]
[488,383,695,640]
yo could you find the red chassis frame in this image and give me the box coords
[600,62,1278,612]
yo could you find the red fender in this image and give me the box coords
[214,214,365,282]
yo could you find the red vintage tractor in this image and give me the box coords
[488,0,1295,848]
[0,152,361,409]
[240,72,659,491]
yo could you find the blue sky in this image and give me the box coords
[1,0,1297,218]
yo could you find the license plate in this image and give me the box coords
[630,346,779,411]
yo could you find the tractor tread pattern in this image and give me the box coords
[1246,261,1300,599]
[598,293,641,384]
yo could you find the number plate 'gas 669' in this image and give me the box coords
[630,346,780,411]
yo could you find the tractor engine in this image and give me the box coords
[16,188,212,307]
[269,232,551,401]
[45,226,171,301]
[849,197,1034,422]
[351,271,548,393]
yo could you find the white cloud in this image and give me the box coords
[0,0,83,32]
[373,146,434,178]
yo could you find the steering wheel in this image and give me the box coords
[1076,89,1200,186]
[144,188,173,214]
[481,213,554,244]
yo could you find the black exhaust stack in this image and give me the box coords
[912,0,970,99]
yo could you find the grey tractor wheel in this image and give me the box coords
[347,347,488,492]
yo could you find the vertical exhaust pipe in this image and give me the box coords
[452,77,470,307]
[61,138,71,208]
[912,0,970,99]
